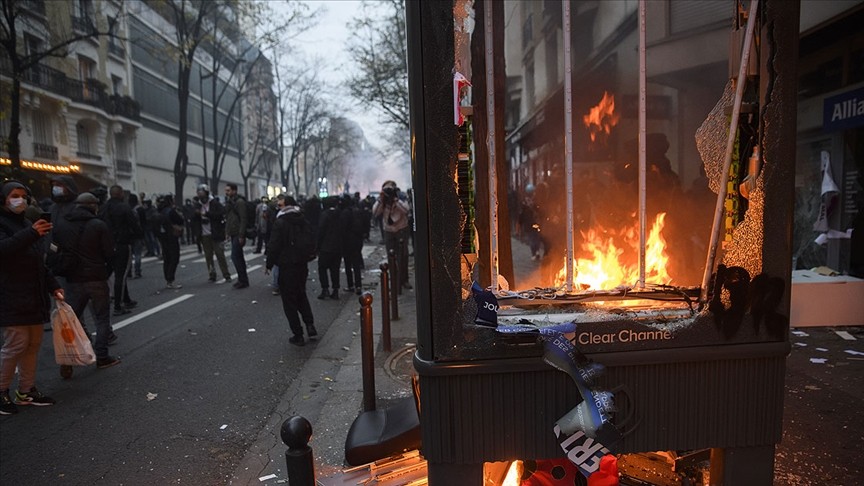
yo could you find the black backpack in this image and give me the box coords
[288,219,317,263]
[46,221,87,277]
[350,207,369,236]
[236,196,257,239]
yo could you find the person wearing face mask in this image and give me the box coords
[0,180,64,415]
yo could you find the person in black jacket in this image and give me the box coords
[339,196,366,295]
[53,192,120,370]
[0,180,64,414]
[99,185,142,315]
[266,195,316,346]
[155,194,185,289]
[191,184,231,283]
[316,196,342,300]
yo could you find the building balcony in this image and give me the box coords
[71,15,97,36]
[21,0,46,17]
[68,78,112,112]
[33,142,58,159]
[108,42,125,58]
[109,94,141,121]
[76,150,102,161]
[116,158,133,173]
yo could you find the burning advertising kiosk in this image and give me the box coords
[406,0,799,484]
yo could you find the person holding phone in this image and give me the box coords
[0,180,64,415]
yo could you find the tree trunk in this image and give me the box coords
[174,62,192,203]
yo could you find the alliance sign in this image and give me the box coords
[823,86,864,132]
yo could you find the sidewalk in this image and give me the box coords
[231,245,418,485]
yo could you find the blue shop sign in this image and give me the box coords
[824,86,864,132]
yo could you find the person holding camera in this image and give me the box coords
[372,181,412,290]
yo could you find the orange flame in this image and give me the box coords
[583,92,620,143]
[555,213,672,290]
[501,461,522,486]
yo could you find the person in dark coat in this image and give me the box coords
[0,180,63,414]
[155,194,185,289]
[303,195,322,237]
[54,192,120,370]
[265,195,317,346]
[316,196,342,300]
[339,196,366,295]
[100,185,142,315]
[191,184,231,283]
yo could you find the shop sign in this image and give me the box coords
[823,86,864,132]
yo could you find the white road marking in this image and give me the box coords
[835,331,856,340]
[112,294,194,331]
[248,264,262,273]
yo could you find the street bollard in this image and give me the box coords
[281,416,315,486]
[359,292,376,412]
[387,249,400,320]
[379,262,392,353]
[388,248,402,296]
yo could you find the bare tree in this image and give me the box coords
[147,0,221,203]
[275,64,329,196]
[201,1,313,194]
[346,0,409,144]
[0,0,121,173]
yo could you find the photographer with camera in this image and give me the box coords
[372,181,412,290]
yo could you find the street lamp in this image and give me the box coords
[318,177,328,198]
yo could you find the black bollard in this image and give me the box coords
[281,416,315,485]
[387,249,400,320]
[359,292,376,412]
[379,262,392,353]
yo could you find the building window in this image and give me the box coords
[78,55,95,82]
[32,112,52,145]
[112,75,123,95]
[525,60,535,109]
[24,33,43,57]
[77,123,91,154]
[75,0,93,19]
[545,32,558,91]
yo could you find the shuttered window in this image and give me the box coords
[670,1,731,35]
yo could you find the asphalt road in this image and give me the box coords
[0,243,349,485]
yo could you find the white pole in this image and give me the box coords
[484,0,500,291]
[563,0,574,293]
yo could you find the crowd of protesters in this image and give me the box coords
[1,175,411,412]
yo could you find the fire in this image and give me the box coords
[555,213,672,290]
[583,91,620,143]
[501,460,522,486]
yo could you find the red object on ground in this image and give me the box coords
[587,455,619,486]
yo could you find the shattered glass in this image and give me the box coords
[419,0,794,362]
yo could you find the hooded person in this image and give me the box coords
[53,192,120,371]
[48,175,79,223]
[265,195,317,346]
[0,180,64,414]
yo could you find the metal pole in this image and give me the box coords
[359,292,376,412]
[379,262,392,353]
[388,249,400,320]
[638,0,647,289]
[483,0,500,292]
[281,416,315,485]
[562,0,575,293]
[700,0,760,303]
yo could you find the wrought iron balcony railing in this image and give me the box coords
[109,94,141,121]
[71,15,97,35]
[33,142,58,159]
[76,150,102,161]
[116,159,133,173]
